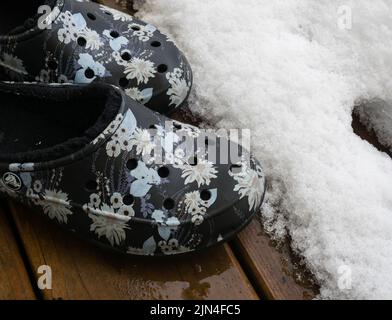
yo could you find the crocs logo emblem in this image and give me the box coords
[2,172,22,191]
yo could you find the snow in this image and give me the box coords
[137,0,392,299]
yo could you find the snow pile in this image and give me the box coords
[137,0,392,299]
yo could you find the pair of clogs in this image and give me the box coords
[0,0,265,256]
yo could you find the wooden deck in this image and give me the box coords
[0,197,316,300]
[0,0,325,301]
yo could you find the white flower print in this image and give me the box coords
[26,188,42,205]
[89,214,129,247]
[191,215,204,226]
[230,162,265,211]
[41,189,73,224]
[176,159,218,187]
[118,135,132,152]
[124,87,153,105]
[57,27,75,44]
[167,78,190,108]
[183,189,217,226]
[57,11,78,44]
[103,114,124,136]
[89,193,101,208]
[101,110,138,156]
[118,205,135,218]
[158,239,191,255]
[33,180,42,193]
[124,58,156,84]
[81,28,103,50]
[184,191,203,214]
[125,87,143,101]
[100,6,133,22]
[112,51,128,67]
[0,53,27,76]
[129,128,156,157]
[57,12,103,50]
[106,140,121,157]
[110,193,123,209]
[84,191,134,220]
[129,23,157,42]
[166,68,191,108]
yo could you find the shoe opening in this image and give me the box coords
[0,0,57,36]
[0,82,122,163]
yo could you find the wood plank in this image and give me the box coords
[0,202,36,300]
[9,201,258,300]
[352,111,391,158]
[232,219,318,300]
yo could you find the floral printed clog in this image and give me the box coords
[0,82,266,256]
[0,0,192,115]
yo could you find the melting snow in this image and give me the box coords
[137,0,392,299]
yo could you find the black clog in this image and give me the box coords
[0,82,266,256]
[0,0,192,114]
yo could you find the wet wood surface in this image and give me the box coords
[0,203,35,300]
[232,219,317,300]
[8,202,258,300]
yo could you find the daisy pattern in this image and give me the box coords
[129,128,156,157]
[229,162,265,211]
[57,11,103,50]
[100,6,133,22]
[89,213,129,247]
[129,23,157,42]
[110,192,123,209]
[118,205,135,217]
[184,191,203,214]
[41,189,73,224]
[80,28,103,50]
[106,140,121,157]
[33,180,43,193]
[166,68,191,108]
[158,239,191,255]
[102,110,138,157]
[84,191,134,220]
[125,87,143,101]
[125,87,154,105]
[124,58,156,84]
[89,193,101,208]
[176,158,218,187]
[102,113,124,137]
[183,189,217,226]
[57,11,78,44]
